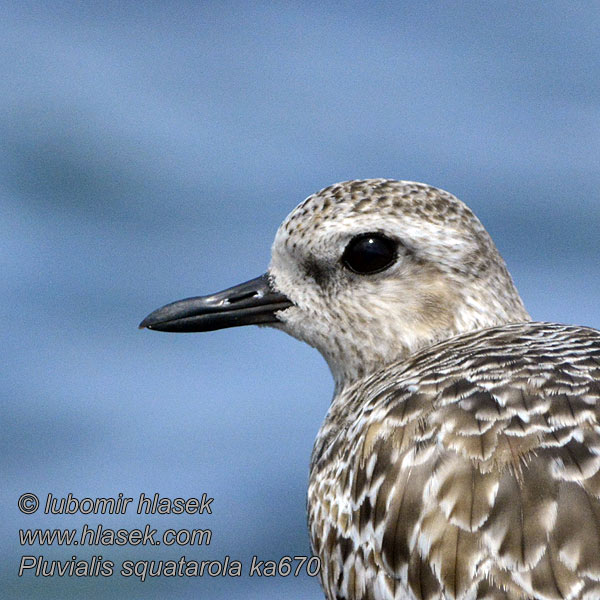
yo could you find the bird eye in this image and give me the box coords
[342,233,397,274]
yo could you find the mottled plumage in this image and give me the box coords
[309,322,600,599]
[141,179,600,599]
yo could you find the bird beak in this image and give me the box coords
[139,273,293,333]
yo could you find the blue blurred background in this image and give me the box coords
[2,2,599,598]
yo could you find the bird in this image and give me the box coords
[140,179,600,599]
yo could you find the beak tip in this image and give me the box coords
[138,315,155,330]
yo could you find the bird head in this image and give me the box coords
[140,179,529,388]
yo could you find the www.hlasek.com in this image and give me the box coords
[17,492,320,581]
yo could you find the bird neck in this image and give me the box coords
[327,284,530,393]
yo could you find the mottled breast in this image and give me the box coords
[308,322,600,600]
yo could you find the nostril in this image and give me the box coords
[227,290,259,304]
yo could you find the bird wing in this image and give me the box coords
[326,323,600,599]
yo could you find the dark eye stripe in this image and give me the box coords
[342,233,397,275]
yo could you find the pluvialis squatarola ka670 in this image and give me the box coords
[141,179,600,599]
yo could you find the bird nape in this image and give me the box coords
[141,179,600,600]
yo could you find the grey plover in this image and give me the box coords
[141,179,600,599]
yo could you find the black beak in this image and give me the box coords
[139,273,293,333]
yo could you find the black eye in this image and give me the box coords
[342,233,397,274]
